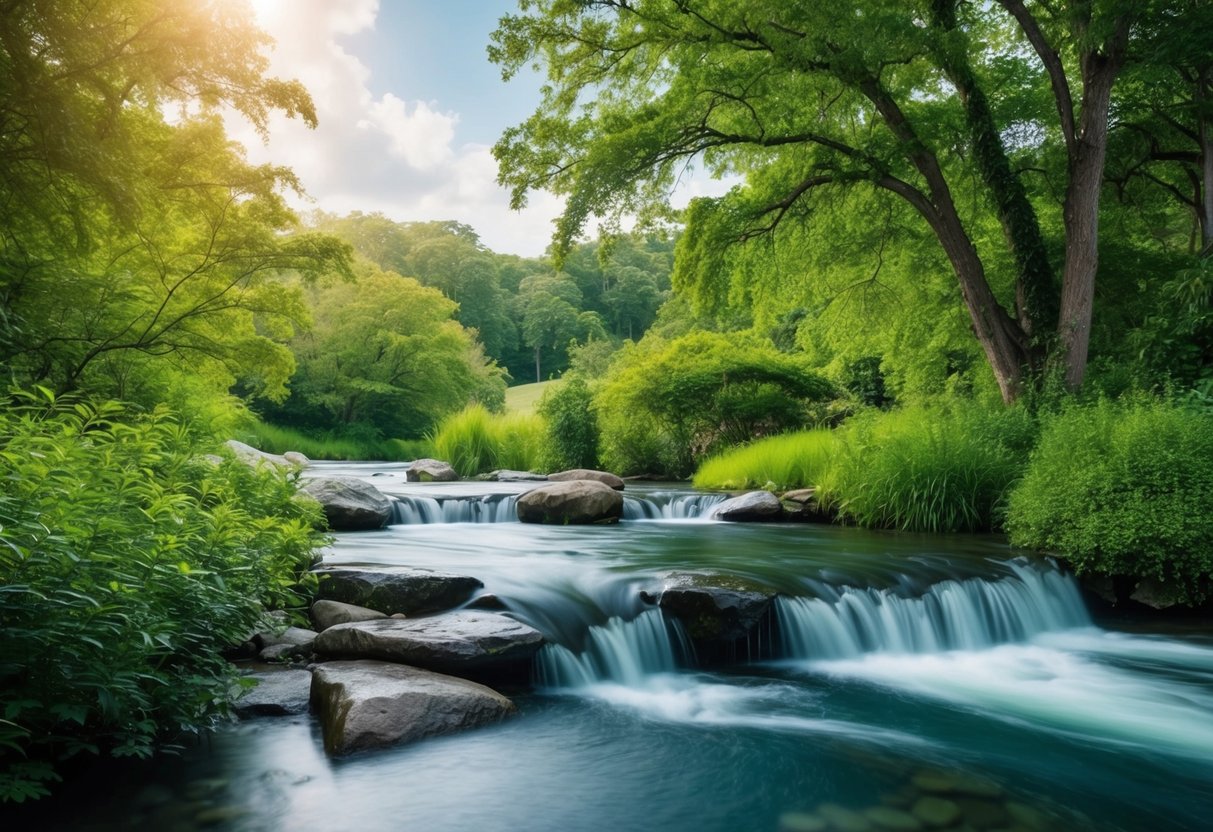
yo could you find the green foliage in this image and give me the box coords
[538,376,600,471]
[264,266,506,440]
[237,419,424,462]
[595,332,835,477]
[428,405,547,477]
[0,391,326,801]
[820,403,1036,533]
[693,430,838,492]
[1006,399,1213,604]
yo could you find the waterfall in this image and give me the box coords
[391,494,519,524]
[775,562,1090,660]
[391,491,729,524]
[535,610,695,687]
[622,492,729,520]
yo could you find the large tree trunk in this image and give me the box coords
[1057,33,1129,390]
[534,345,542,384]
[1200,68,1213,253]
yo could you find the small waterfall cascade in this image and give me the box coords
[391,494,519,524]
[535,609,695,687]
[623,492,728,520]
[776,562,1090,660]
[391,491,728,524]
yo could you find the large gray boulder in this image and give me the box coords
[313,612,544,680]
[314,567,483,616]
[310,661,515,755]
[779,488,833,523]
[710,490,784,522]
[516,480,624,525]
[233,668,312,717]
[652,572,776,641]
[300,476,393,531]
[547,468,625,490]
[310,599,388,632]
[255,626,317,662]
[406,458,459,482]
[482,469,548,482]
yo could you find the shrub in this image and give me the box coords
[0,392,326,801]
[428,404,546,476]
[693,430,838,491]
[538,376,599,471]
[595,332,835,477]
[239,419,422,460]
[821,403,1035,533]
[1005,399,1213,604]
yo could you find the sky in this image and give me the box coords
[228,0,730,257]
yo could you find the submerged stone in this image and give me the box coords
[863,806,923,831]
[954,797,1009,829]
[310,660,515,755]
[911,796,961,828]
[817,802,873,831]
[778,812,828,832]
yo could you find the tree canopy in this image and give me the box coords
[492,0,1210,402]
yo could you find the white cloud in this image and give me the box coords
[225,0,562,256]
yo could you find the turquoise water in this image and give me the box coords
[15,468,1213,831]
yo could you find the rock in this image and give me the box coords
[863,806,923,830]
[1079,573,1120,605]
[1005,801,1049,830]
[314,567,483,616]
[911,797,961,828]
[486,469,548,482]
[466,593,509,611]
[547,468,625,490]
[310,599,388,632]
[911,771,1004,799]
[710,490,784,522]
[1129,577,1185,610]
[256,626,317,662]
[310,660,515,756]
[313,612,544,680]
[516,480,624,525]
[817,803,872,831]
[233,668,312,717]
[954,798,1009,829]
[390,613,407,620]
[406,458,458,482]
[780,487,833,522]
[655,572,775,641]
[282,451,310,467]
[300,476,393,531]
[779,813,828,832]
[224,439,292,469]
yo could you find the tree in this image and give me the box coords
[0,0,345,409]
[277,267,506,439]
[491,0,1188,402]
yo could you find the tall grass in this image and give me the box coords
[429,404,547,476]
[239,420,428,461]
[693,430,838,491]
[821,403,1035,533]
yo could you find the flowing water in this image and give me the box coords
[19,463,1213,831]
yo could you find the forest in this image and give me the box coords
[1,0,1211,817]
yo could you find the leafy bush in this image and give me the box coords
[595,332,835,477]
[428,404,547,476]
[1006,399,1213,604]
[538,376,599,471]
[693,430,838,491]
[239,418,423,461]
[820,403,1035,533]
[0,392,326,801]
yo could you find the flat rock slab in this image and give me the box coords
[313,612,544,679]
[516,480,623,525]
[314,567,483,616]
[234,668,312,717]
[301,477,393,531]
[310,660,515,756]
[710,490,784,522]
[547,468,625,490]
